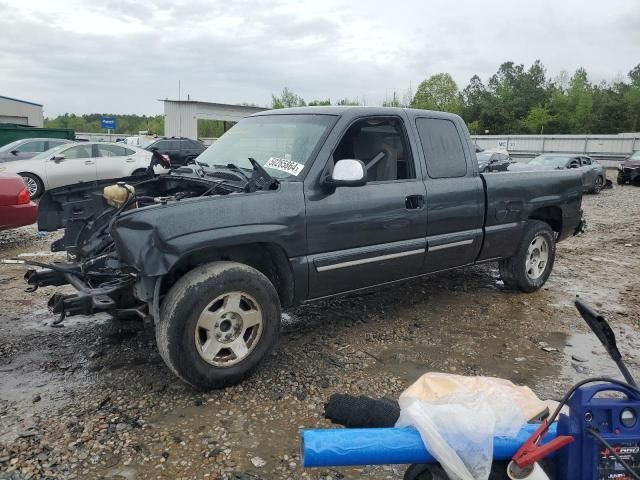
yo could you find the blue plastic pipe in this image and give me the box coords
[302,423,558,467]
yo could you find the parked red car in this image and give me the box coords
[0,173,38,230]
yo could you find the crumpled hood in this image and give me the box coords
[621,159,640,169]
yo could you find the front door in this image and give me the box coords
[44,144,97,189]
[305,115,428,298]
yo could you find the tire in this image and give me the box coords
[617,173,625,185]
[591,175,604,194]
[156,261,280,389]
[132,169,147,176]
[499,220,556,293]
[19,173,44,199]
[404,464,448,480]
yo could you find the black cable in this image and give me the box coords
[587,428,640,480]
[547,377,640,426]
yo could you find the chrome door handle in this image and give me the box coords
[85,160,95,165]
[126,158,135,162]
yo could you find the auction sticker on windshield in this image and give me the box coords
[265,157,305,176]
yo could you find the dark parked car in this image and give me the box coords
[617,150,640,185]
[141,137,205,166]
[476,150,512,172]
[508,153,607,193]
[0,173,37,230]
[0,138,72,163]
[28,107,585,389]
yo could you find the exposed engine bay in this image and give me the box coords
[24,157,279,322]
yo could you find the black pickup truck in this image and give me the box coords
[27,107,585,389]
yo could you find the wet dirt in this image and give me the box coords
[0,173,639,479]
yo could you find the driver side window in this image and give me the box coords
[333,117,415,182]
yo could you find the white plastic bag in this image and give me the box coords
[396,373,535,480]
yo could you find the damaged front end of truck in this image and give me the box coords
[24,157,278,324]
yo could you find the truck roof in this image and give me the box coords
[251,106,462,120]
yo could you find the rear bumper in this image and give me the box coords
[0,202,37,231]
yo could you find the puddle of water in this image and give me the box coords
[557,330,640,383]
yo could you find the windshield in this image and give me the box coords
[196,114,336,179]
[528,155,569,168]
[630,150,640,160]
[139,139,157,149]
[0,139,25,153]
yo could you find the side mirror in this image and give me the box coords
[52,154,65,163]
[10,150,19,156]
[324,159,367,188]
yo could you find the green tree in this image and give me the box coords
[335,97,361,106]
[307,99,331,106]
[271,87,306,109]
[412,73,462,114]
[623,63,640,131]
[524,105,554,133]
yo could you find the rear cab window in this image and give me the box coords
[415,117,468,178]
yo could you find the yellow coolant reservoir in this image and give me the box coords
[103,182,135,208]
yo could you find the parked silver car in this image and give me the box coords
[0,142,158,198]
[508,153,607,193]
[0,138,72,163]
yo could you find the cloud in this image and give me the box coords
[0,0,638,116]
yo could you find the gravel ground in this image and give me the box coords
[0,173,639,480]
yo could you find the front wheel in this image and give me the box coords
[617,172,625,185]
[19,173,44,199]
[156,261,280,389]
[499,220,556,293]
[591,175,604,194]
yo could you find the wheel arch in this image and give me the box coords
[528,206,562,237]
[162,243,295,308]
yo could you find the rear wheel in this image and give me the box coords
[499,220,556,293]
[19,173,44,199]
[157,261,280,389]
[591,175,604,194]
[617,172,625,185]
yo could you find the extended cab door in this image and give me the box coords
[411,115,484,272]
[305,114,427,298]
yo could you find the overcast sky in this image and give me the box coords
[1,0,638,117]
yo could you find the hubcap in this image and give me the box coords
[525,235,550,280]
[22,176,38,197]
[194,292,263,367]
[594,177,603,190]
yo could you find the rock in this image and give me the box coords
[571,354,588,362]
[206,447,221,458]
[32,394,41,403]
[250,456,266,468]
[541,346,558,353]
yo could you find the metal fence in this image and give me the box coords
[471,133,640,167]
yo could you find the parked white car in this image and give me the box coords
[0,142,157,198]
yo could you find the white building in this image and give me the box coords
[162,99,266,139]
[0,95,44,127]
